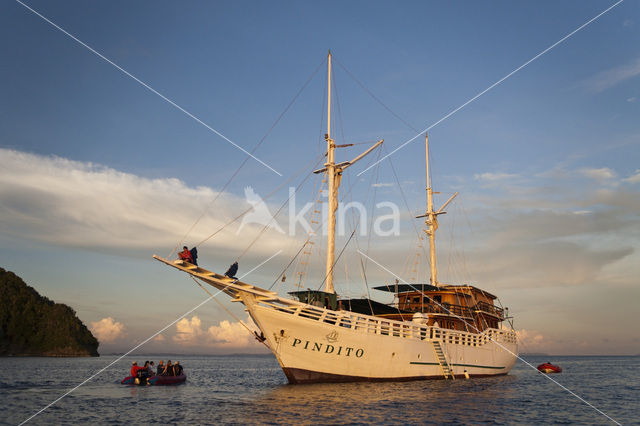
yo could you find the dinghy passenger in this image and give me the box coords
[174,361,183,376]
[148,361,155,375]
[225,261,238,278]
[162,360,174,376]
[178,246,193,263]
[130,361,140,377]
[140,361,151,378]
[157,360,164,375]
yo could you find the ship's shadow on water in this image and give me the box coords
[244,376,520,425]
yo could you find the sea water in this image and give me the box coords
[2,355,637,425]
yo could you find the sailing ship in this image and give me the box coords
[155,52,518,383]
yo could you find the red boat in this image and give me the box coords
[121,373,187,385]
[537,362,562,374]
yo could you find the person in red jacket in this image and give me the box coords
[178,246,193,263]
[130,361,141,377]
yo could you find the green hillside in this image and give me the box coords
[0,268,99,356]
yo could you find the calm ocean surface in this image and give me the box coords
[2,355,637,425]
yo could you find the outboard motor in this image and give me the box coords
[135,369,150,385]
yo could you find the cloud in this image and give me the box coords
[371,183,394,188]
[207,319,258,347]
[578,167,616,181]
[627,97,637,103]
[431,164,640,290]
[469,240,633,288]
[173,316,204,345]
[623,169,640,184]
[90,317,125,343]
[153,334,165,342]
[0,148,294,256]
[516,329,546,350]
[581,58,640,93]
[473,172,518,182]
[172,315,259,349]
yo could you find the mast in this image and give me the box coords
[314,51,383,294]
[425,133,438,286]
[324,51,337,294]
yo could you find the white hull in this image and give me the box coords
[240,292,518,383]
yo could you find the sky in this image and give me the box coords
[1,0,639,356]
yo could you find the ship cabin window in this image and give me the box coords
[434,295,442,304]
[412,296,421,304]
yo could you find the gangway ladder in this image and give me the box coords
[432,340,455,380]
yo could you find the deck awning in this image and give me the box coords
[372,283,439,293]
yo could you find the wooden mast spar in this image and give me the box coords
[314,50,383,295]
[324,51,336,294]
[418,134,458,287]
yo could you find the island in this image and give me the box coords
[0,267,99,357]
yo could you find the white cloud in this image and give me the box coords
[153,334,165,342]
[516,329,545,348]
[172,315,259,349]
[627,96,637,103]
[581,58,640,93]
[90,317,125,343]
[173,316,204,345]
[0,148,294,255]
[371,183,394,188]
[623,169,640,184]
[473,172,518,182]
[207,318,258,347]
[578,167,616,181]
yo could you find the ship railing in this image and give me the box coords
[397,302,475,318]
[474,301,505,318]
[254,299,517,346]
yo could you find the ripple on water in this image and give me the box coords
[2,355,637,425]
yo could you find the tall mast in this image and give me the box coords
[425,133,438,286]
[324,51,337,294]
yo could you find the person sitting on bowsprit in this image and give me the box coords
[178,246,193,263]
[225,261,238,279]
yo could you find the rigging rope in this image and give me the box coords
[234,154,325,262]
[189,276,270,348]
[333,56,418,133]
[386,146,429,263]
[271,148,382,294]
[169,57,326,257]
[193,153,324,248]
[316,228,357,291]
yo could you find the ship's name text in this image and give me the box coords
[292,338,364,357]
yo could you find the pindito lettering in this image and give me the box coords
[291,338,364,358]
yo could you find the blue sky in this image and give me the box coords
[1,0,639,355]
